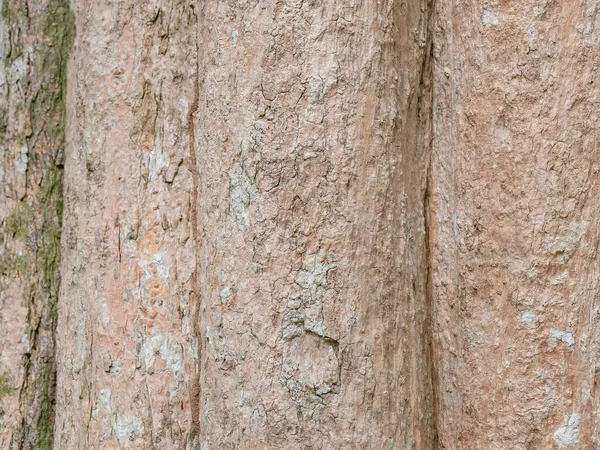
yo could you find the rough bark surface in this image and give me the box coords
[55,1,438,448]
[1,0,599,449]
[431,1,600,448]
[0,0,73,448]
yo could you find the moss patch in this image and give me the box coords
[35,358,56,450]
[29,1,75,145]
[27,2,75,448]
[5,202,34,240]
[1,0,23,63]
[35,166,63,323]
[0,254,29,276]
[0,372,15,399]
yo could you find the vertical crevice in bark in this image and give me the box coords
[188,2,201,445]
[423,133,439,450]
[419,0,440,447]
[387,0,441,445]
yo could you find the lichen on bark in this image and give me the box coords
[0,0,74,448]
[4,0,600,448]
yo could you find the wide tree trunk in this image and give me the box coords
[1,0,598,449]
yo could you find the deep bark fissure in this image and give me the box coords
[423,143,439,450]
[188,2,202,444]
[419,0,440,446]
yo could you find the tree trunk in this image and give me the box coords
[0,0,73,448]
[1,0,598,449]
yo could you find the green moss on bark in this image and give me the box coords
[29,1,75,145]
[1,1,25,65]
[5,202,34,240]
[27,2,75,448]
[34,358,56,450]
[0,0,74,447]
[0,372,16,399]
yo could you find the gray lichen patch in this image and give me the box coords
[91,388,112,420]
[545,222,589,263]
[282,249,336,341]
[521,311,536,324]
[550,329,575,347]
[277,250,341,425]
[15,144,28,174]
[281,332,340,425]
[0,372,15,399]
[137,333,186,390]
[206,326,236,371]
[90,388,144,447]
[219,286,233,303]
[229,162,257,229]
[481,1,499,27]
[234,394,268,436]
[554,413,580,448]
[114,413,144,444]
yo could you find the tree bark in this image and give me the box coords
[432,1,600,448]
[1,0,599,449]
[0,1,73,448]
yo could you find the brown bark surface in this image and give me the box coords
[0,1,73,448]
[1,0,599,449]
[432,1,600,448]
[55,1,437,448]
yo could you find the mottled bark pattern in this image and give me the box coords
[0,0,598,449]
[195,0,435,448]
[54,1,198,448]
[56,0,440,448]
[432,1,600,448]
[0,0,73,448]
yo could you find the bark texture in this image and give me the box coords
[0,0,599,449]
[55,1,438,447]
[431,1,600,448]
[0,0,73,448]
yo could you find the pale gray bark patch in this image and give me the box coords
[550,329,576,347]
[229,162,257,229]
[554,414,580,448]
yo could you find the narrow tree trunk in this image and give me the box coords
[54,2,199,447]
[0,1,73,448]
